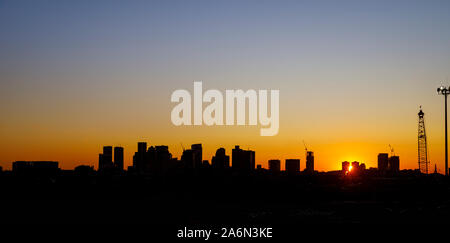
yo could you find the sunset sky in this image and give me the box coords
[1,0,450,172]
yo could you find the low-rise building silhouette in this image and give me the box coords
[360,163,366,171]
[12,161,59,176]
[202,160,210,168]
[74,165,95,176]
[285,159,300,174]
[268,159,281,173]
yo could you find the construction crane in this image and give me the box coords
[303,140,308,156]
[302,140,315,173]
[388,144,395,156]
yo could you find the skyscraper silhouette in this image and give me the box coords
[103,146,113,163]
[181,149,195,169]
[99,146,113,171]
[378,153,389,172]
[211,148,230,169]
[114,146,124,171]
[342,161,350,172]
[351,161,360,174]
[98,154,103,170]
[305,151,314,173]
[153,145,173,173]
[191,144,203,169]
[389,156,400,172]
[138,142,147,154]
[232,146,255,172]
[133,142,148,173]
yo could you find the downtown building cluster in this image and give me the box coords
[95,142,314,175]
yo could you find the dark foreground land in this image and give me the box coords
[1,170,450,226]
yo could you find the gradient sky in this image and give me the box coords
[1,0,450,172]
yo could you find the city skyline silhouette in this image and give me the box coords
[3,0,450,236]
[1,140,420,175]
[0,104,446,174]
[2,1,450,174]
[0,128,444,174]
[1,139,448,227]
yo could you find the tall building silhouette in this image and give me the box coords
[149,145,176,174]
[133,142,148,173]
[268,159,281,173]
[191,144,203,169]
[305,151,314,173]
[138,142,147,154]
[99,146,113,171]
[180,144,203,170]
[389,156,400,172]
[103,146,113,164]
[181,149,195,169]
[132,142,176,174]
[285,159,300,174]
[342,161,350,172]
[232,146,255,172]
[211,148,230,169]
[98,154,103,170]
[114,146,124,171]
[351,161,360,174]
[378,153,389,172]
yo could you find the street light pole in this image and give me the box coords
[438,86,450,176]
[446,93,448,176]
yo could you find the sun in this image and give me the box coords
[348,165,353,172]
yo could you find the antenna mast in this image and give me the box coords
[418,106,429,174]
